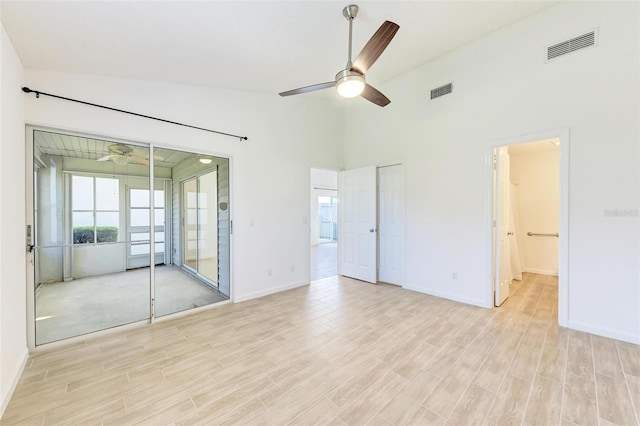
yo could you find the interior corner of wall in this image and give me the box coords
[0,346,29,420]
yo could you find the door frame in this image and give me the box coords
[487,128,569,327]
[25,124,234,352]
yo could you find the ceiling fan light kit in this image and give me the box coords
[279,4,399,107]
[111,154,128,166]
[335,70,365,98]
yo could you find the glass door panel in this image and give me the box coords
[183,178,198,271]
[181,171,218,283]
[154,147,229,317]
[198,171,218,282]
[32,130,151,345]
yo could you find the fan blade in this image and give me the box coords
[129,153,149,166]
[361,84,391,107]
[97,155,111,162]
[279,81,336,97]
[351,21,399,75]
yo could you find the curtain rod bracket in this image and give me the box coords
[21,86,248,141]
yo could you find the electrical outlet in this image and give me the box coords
[452,272,458,282]
[290,266,295,273]
[267,269,272,277]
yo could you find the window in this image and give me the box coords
[72,176,119,244]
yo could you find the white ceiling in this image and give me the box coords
[1,1,557,97]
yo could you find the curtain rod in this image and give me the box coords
[22,87,248,141]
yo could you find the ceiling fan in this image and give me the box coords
[279,4,399,107]
[97,143,162,166]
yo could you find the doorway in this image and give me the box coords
[492,134,567,324]
[310,168,338,281]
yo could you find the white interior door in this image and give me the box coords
[339,166,377,283]
[495,147,511,306]
[378,165,405,285]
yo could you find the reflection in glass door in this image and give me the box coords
[182,171,218,285]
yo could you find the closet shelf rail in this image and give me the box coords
[526,232,559,237]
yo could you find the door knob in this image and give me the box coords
[507,232,514,236]
[369,228,377,233]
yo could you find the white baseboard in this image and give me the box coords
[523,267,558,276]
[233,280,309,303]
[567,319,640,345]
[402,284,488,309]
[0,347,29,419]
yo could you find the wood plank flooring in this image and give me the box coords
[2,273,639,425]
[310,242,337,281]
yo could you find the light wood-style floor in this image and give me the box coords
[310,242,337,281]
[2,273,639,425]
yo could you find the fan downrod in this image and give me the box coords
[343,4,358,20]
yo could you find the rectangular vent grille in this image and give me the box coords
[547,30,596,60]
[431,83,453,99]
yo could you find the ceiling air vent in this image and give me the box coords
[431,83,453,100]
[547,30,597,61]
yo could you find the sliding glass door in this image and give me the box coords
[31,131,151,345]
[182,171,218,285]
[28,128,231,347]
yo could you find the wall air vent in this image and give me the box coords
[431,83,453,100]
[546,30,597,61]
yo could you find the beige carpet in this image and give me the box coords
[35,265,227,345]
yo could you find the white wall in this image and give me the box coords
[309,168,338,246]
[510,147,559,276]
[0,23,28,416]
[23,69,345,303]
[343,2,639,343]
